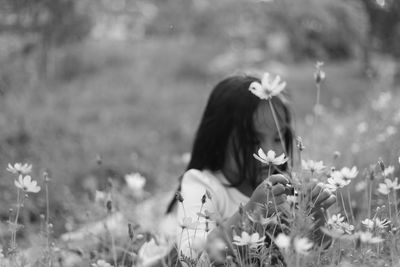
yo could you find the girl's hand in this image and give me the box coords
[309,183,336,211]
[249,174,290,206]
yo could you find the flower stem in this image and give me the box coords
[268,99,287,160]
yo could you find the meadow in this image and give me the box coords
[1,2,400,265]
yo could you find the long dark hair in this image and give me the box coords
[166,75,294,213]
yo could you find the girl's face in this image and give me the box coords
[223,101,287,187]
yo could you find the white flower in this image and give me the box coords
[361,219,374,230]
[301,160,325,174]
[378,178,400,195]
[92,260,113,267]
[249,72,286,100]
[253,148,288,166]
[325,171,350,192]
[7,163,32,175]
[314,61,326,84]
[233,231,265,249]
[375,218,390,230]
[274,233,291,250]
[124,172,146,194]
[327,214,344,226]
[247,211,277,226]
[340,166,358,180]
[356,231,384,244]
[293,236,313,255]
[383,166,395,177]
[287,195,298,205]
[138,238,171,267]
[14,175,41,193]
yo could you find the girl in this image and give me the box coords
[167,74,336,264]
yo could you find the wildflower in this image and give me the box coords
[249,72,287,100]
[314,61,326,84]
[340,166,359,180]
[138,238,171,267]
[180,217,200,230]
[7,163,32,175]
[327,214,344,226]
[355,231,384,244]
[327,214,354,235]
[92,260,113,267]
[253,148,288,166]
[301,160,325,174]
[14,175,41,193]
[378,178,400,195]
[374,218,390,230]
[287,195,298,205]
[274,233,291,250]
[124,172,146,194]
[293,236,314,255]
[382,166,395,177]
[325,171,350,192]
[232,231,265,249]
[361,218,374,230]
[159,214,177,239]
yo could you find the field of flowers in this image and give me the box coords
[1,39,400,266]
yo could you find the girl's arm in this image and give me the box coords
[206,175,289,255]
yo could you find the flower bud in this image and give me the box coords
[106,199,112,213]
[201,194,206,204]
[378,159,385,172]
[128,223,134,240]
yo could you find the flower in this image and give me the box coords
[233,231,265,249]
[293,236,314,255]
[327,214,354,235]
[327,214,344,226]
[314,61,326,84]
[92,260,113,267]
[138,238,171,267]
[253,148,288,166]
[361,219,374,230]
[340,166,358,180]
[325,171,350,192]
[95,190,106,203]
[14,175,41,193]
[124,172,146,194]
[301,160,325,174]
[374,218,390,230]
[382,166,395,177]
[274,233,291,250]
[355,231,384,244]
[378,178,400,195]
[249,72,286,100]
[7,163,32,175]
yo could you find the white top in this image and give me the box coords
[176,168,249,258]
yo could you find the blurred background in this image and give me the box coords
[0,0,400,239]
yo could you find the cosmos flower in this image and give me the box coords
[326,214,354,235]
[249,72,287,100]
[340,166,359,180]
[325,171,350,192]
[301,160,325,174]
[7,163,32,175]
[247,210,278,226]
[378,178,400,195]
[137,238,171,267]
[355,231,384,244]
[124,172,146,194]
[14,175,41,193]
[253,148,288,166]
[293,236,314,255]
[382,166,395,177]
[363,218,391,231]
[274,233,291,250]
[233,231,265,249]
